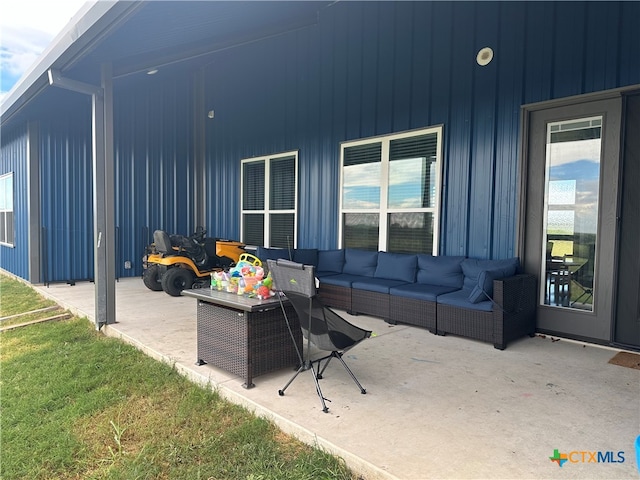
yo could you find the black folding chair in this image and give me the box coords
[267,259,371,413]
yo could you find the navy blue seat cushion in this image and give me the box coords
[437,289,493,312]
[462,258,519,303]
[390,283,460,302]
[416,255,465,288]
[343,249,378,277]
[293,248,318,267]
[352,278,409,294]
[317,249,345,274]
[317,273,365,288]
[374,252,417,282]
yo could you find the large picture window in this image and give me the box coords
[241,152,298,248]
[340,127,443,254]
[0,172,14,247]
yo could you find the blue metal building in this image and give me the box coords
[1,1,639,348]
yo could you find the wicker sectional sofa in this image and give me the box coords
[256,247,536,350]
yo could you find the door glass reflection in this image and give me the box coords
[542,117,602,311]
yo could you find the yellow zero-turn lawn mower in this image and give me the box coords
[142,227,250,296]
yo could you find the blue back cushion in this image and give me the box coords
[293,249,318,267]
[461,258,519,290]
[317,249,345,273]
[468,268,506,303]
[343,249,379,277]
[374,252,417,282]
[416,255,465,288]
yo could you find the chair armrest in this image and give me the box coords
[491,274,537,350]
[493,273,537,314]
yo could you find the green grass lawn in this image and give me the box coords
[0,274,358,480]
[0,275,63,328]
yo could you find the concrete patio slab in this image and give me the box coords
[34,277,640,479]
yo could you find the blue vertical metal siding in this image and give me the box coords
[492,2,526,260]
[30,73,197,282]
[468,2,500,260]
[583,3,619,93]
[619,1,640,87]
[114,73,196,277]
[39,109,94,283]
[0,125,29,279]
[198,0,639,256]
[444,2,476,256]
[553,3,587,99]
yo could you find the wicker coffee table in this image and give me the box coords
[182,288,302,388]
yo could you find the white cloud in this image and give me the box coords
[0,0,87,95]
[2,25,52,75]
[1,1,86,36]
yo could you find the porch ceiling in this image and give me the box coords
[90,1,332,79]
[1,1,333,125]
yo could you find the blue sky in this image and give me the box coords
[0,0,87,100]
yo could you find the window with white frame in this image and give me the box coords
[340,127,443,254]
[241,151,298,248]
[0,172,15,246]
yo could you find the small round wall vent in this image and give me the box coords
[476,47,494,66]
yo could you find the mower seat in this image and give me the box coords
[153,230,173,254]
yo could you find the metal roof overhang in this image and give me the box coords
[0,1,143,126]
[1,0,334,127]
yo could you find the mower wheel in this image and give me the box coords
[161,267,194,296]
[142,264,163,291]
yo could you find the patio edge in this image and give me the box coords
[102,322,399,480]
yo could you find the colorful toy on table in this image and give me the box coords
[226,262,266,296]
[210,271,231,291]
[256,285,271,299]
[254,272,275,299]
[209,259,276,298]
[227,275,239,293]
